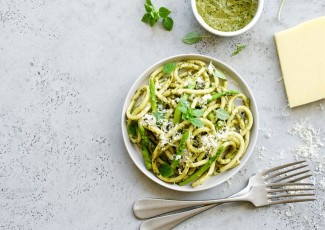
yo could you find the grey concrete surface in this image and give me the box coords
[1,0,325,229]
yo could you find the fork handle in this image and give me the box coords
[140,204,217,230]
[133,197,243,219]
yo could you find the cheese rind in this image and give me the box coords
[275,17,325,108]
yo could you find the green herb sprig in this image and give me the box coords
[141,0,174,31]
[216,108,230,121]
[208,62,227,80]
[232,44,247,56]
[178,98,204,127]
[182,31,210,45]
[163,62,176,74]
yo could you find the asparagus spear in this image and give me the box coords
[138,125,156,153]
[149,79,158,115]
[174,84,194,124]
[208,90,239,102]
[171,130,190,170]
[140,144,152,170]
[179,147,224,186]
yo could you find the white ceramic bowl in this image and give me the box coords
[191,0,264,37]
[121,54,259,192]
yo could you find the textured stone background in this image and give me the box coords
[0,0,324,229]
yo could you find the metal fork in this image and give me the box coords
[134,161,315,230]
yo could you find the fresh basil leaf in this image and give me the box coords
[189,117,204,127]
[182,32,209,45]
[163,62,176,74]
[182,32,201,44]
[150,11,159,20]
[214,68,227,80]
[149,16,158,27]
[178,106,187,114]
[216,108,230,121]
[144,3,153,13]
[159,163,174,177]
[208,62,227,80]
[141,0,173,32]
[232,44,247,56]
[162,17,173,31]
[158,7,171,18]
[179,97,189,108]
[192,109,204,117]
[141,13,152,24]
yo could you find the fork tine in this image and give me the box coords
[268,193,315,199]
[269,198,316,205]
[265,164,308,180]
[270,170,311,183]
[285,174,313,183]
[268,187,315,193]
[267,182,314,187]
[261,160,306,175]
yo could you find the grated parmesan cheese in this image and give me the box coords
[287,120,325,174]
[255,145,267,160]
[259,128,272,139]
[141,113,156,126]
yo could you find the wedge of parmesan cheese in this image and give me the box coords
[274,16,325,108]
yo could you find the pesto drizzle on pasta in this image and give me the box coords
[126,60,253,187]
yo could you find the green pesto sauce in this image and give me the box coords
[196,0,258,32]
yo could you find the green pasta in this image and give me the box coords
[126,60,253,187]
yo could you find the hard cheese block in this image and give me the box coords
[274,16,325,108]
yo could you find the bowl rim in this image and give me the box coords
[190,0,264,37]
[121,54,259,192]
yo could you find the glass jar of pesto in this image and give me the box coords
[196,0,259,32]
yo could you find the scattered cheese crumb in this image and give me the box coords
[259,128,272,139]
[255,145,267,160]
[282,104,290,117]
[287,120,324,173]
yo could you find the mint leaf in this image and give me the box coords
[141,1,173,31]
[189,117,204,128]
[208,62,227,80]
[163,62,176,74]
[149,16,158,27]
[216,108,230,121]
[159,7,171,18]
[179,97,189,107]
[232,44,247,56]
[144,3,153,12]
[192,109,204,117]
[150,11,159,20]
[214,68,227,80]
[159,163,174,177]
[162,17,173,31]
[178,98,204,127]
[141,13,152,24]
[182,32,210,45]
[178,106,187,114]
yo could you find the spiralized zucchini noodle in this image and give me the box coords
[126,60,253,187]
